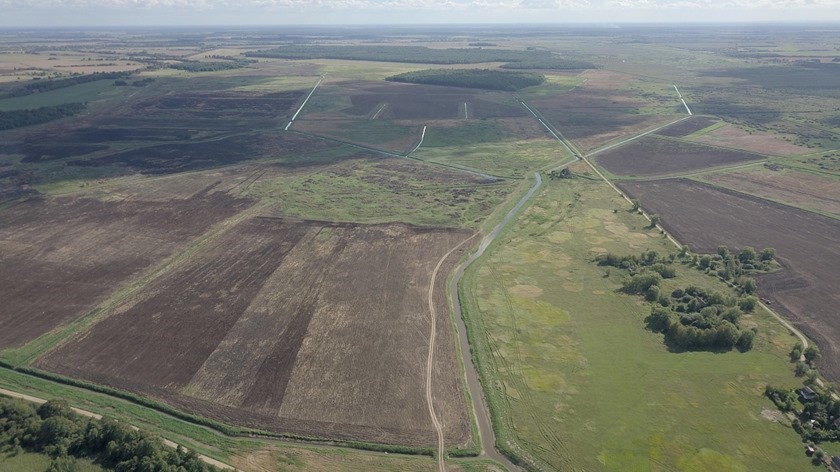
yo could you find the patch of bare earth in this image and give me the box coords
[705,167,840,217]
[617,179,840,382]
[0,187,252,349]
[693,123,810,156]
[595,136,763,177]
[39,219,471,447]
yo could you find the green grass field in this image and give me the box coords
[246,157,515,227]
[460,176,807,471]
[414,139,571,178]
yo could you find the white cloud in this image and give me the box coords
[0,0,838,24]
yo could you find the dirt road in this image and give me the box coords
[449,173,543,472]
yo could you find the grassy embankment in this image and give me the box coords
[460,175,807,471]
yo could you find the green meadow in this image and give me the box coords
[460,176,806,471]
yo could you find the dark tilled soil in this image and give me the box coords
[0,188,253,349]
[595,136,763,176]
[38,219,472,447]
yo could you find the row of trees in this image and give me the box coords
[0,397,218,472]
[114,78,155,87]
[0,72,128,99]
[386,69,545,91]
[168,60,254,72]
[0,103,85,131]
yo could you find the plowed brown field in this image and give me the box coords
[617,179,840,381]
[0,187,252,349]
[38,218,471,446]
[595,136,763,176]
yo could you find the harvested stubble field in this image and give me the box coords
[594,135,764,177]
[0,187,252,350]
[38,217,472,447]
[693,123,811,156]
[654,115,718,138]
[703,167,840,218]
[617,179,840,381]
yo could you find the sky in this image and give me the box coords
[1,0,839,27]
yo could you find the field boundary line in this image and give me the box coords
[585,115,691,158]
[285,75,324,131]
[427,235,477,472]
[0,387,235,470]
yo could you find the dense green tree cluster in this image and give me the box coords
[597,249,757,352]
[385,69,544,91]
[0,72,128,99]
[693,245,777,281]
[0,397,218,472]
[646,302,756,352]
[597,249,676,278]
[0,103,85,131]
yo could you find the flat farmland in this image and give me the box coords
[617,179,840,381]
[654,115,718,138]
[312,81,525,121]
[521,70,684,152]
[292,119,423,154]
[703,167,840,218]
[38,218,472,446]
[693,123,811,156]
[294,80,530,151]
[594,135,764,177]
[0,189,252,350]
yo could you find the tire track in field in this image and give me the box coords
[489,260,570,466]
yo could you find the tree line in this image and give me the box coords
[0,72,129,99]
[0,396,219,472]
[386,69,545,91]
[168,60,255,73]
[0,103,85,131]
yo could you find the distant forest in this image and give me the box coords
[246,45,597,69]
[0,103,85,131]
[386,69,545,91]
[0,72,128,99]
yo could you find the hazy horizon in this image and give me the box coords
[2,0,840,28]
